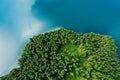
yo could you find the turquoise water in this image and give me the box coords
[0,0,120,76]
[32,0,120,55]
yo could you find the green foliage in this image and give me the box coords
[0,28,120,80]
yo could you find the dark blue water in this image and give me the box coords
[0,0,120,76]
[32,0,120,55]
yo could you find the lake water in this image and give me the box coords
[32,0,120,54]
[0,0,120,76]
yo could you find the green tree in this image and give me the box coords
[0,28,120,80]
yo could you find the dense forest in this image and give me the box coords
[0,28,120,80]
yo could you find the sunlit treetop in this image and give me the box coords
[0,28,120,80]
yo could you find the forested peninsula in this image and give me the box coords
[1,28,120,80]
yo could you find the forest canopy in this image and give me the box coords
[0,28,120,80]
